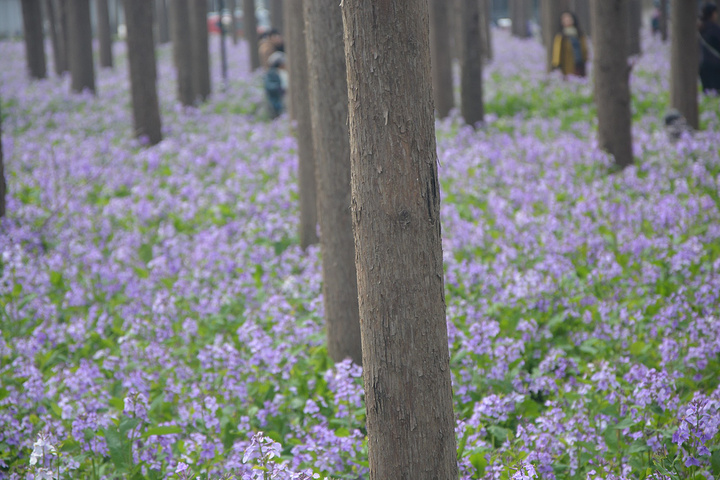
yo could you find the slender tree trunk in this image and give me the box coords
[571,0,591,36]
[659,0,668,42]
[542,0,570,71]
[191,0,211,102]
[283,2,294,118]
[453,0,463,61]
[479,0,493,62]
[510,0,532,38]
[68,0,96,93]
[270,0,283,33]
[155,0,170,44]
[626,0,642,56]
[671,0,699,130]
[219,0,229,84]
[287,0,317,249]
[171,0,194,105]
[304,0,362,366]
[592,0,633,168]
[45,0,67,75]
[430,0,454,117]
[59,0,70,71]
[341,1,459,477]
[462,0,484,126]
[243,0,260,70]
[22,0,47,80]
[96,0,113,68]
[228,0,238,44]
[125,0,163,145]
[0,103,5,218]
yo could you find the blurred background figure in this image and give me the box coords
[264,51,286,118]
[551,11,588,78]
[699,2,720,93]
[259,28,284,69]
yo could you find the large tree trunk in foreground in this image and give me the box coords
[45,0,67,75]
[461,0,484,126]
[270,0,283,33]
[191,0,211,102]
[244,0,260,70]
[341,1,459,478]
[22,0,47,80]
[304,0,362,366]
[542,0,570,70]
[510,0,532,38]
[670,0,699,130]
[626,0,642,56]
[287,0,318,249]
[430,0,454,117]
[68,0,96,93]
[125,0,163,145]
[97,0,114,68]
[592,0,633,168]
[155,0,171,44]
[171,0,195,105]
[0,103,5,218]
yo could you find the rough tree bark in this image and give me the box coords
[125,0,163,145]
[244,0,260,70]
[68,0,96,93]
[659,0,667,42]
[270,0,283,33]
[171,0,194,105]
[570,0,591,36]
[592,0,633,168]
[97,0,113,68]
[0,103,5,218]
[510,0,532,38]
[287,0,317,249]
[45,0,67,75]
[21,0,47,80]
[155,0,170,44]
[228,0,238,44]
[479,0,493,62]
[626,0,642,56]
[303,0,362,366]
[670,0,699,130]
[430,0,454,117]
[542,0,570,70]
[461,0,484,126]
[341,1,459,478]
[191,0,211,102]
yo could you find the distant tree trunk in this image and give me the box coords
[430,0,454,117]
[219,0,229,84]
[287,0,317,249]
[0,103,5,218]
[244,0,260,70]
[304,0,362,366]
[68,0,96,93]
[341,1,459,477]
[96,0,113,68]
[626,0,642,56]
[542,0,570,71]
[21,0,47,80]
[592,0,633,168]
[571,0,591,36]
[659,0,667,42]
[171,0,194,105]
[191,0,211,102]
[270,0,283,33]
[155,0,170,44]
[461,0,484,126]
[510,0,532,38]
[671,0,699,130]
[228,0,238,44]
[59,0,70,70]
[125,0,163,145]
[45,0,67,75]
[479,0,493,61]
[453,0,463,61]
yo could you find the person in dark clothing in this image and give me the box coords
[551,11,588,78]
[264,52,287,119]
[699,3,720,93]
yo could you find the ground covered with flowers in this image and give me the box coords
[1,30,719,480]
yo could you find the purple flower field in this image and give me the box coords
[1,30,720,479]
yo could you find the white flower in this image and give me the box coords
[35,468,57,480]
[29,433,56,466]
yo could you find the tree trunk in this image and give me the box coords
[626,0,642,56]
[96,0,113,68]
[243,0,260,70]
[191,0,211,102]
[303,0,362,366]
[171,0,194,105]
[542,0,570,70]
[453,0,463,61]
[479,0,493,62]
[670,0,699,130]
[510,0,532,38]
[68,0,96,93]
[461,0,484,126]
[430,0,454,118]
[570,0,591,36]
[21,0,47,80]
[270,0,283,33]
[155,0,170,44]
[592,0,633,169]
[124,0,163,145]
[228,0,238,44]
[287,0,317,249]
[59,0,70,71]
[659,0,667,42]
[219,0,229,84]
[341,1,459,478]
[0,103,5,218]
[45,0,67,75]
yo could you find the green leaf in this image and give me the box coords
[142,426,184,438]
[711,449,720,476]
[469,452,487,476]
[613,415,636,430]
[604,427,619,452]
[138,244,153,264]
[49,271,64,289]
[488,425,512,442]
[119,417,141,436]
[103,428,129,472]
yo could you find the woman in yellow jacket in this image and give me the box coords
[552,11,588,78]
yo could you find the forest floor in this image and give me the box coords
[1,30,720,480]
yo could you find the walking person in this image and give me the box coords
[552,11,589,78]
